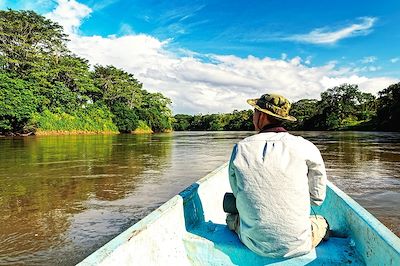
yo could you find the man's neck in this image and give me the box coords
[259,123,287,133]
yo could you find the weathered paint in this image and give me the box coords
[78,163,400,266]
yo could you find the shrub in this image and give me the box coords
[0,73,37,133]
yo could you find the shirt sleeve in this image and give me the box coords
[306,143,327,206]
[229,144,239,196]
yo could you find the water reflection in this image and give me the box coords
[0,134,174,265]
[0,131,399,265]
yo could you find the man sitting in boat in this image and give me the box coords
[224,93,329,258]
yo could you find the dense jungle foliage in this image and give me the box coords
[0,10,172,134]
[1,10,399,135]
[173,83,400,131]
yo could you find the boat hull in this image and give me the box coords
[78,163,400,265]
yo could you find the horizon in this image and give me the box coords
[1,0,399,114]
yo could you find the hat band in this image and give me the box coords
[263,103,288,117]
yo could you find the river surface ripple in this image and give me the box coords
[0,131,399,265]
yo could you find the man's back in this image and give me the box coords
[229,132,327,258]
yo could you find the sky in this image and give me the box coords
[1,0,400,114]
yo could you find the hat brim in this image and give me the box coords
[247,98,297,122]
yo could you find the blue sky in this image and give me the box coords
[2,0,400,113]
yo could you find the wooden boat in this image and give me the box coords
[78,163,400,265]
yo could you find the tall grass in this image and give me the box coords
[31,105,118,133]
[132,120,153,134]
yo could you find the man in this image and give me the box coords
[225,93,328,258]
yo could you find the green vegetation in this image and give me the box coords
[287,84,378,131]
[31,106,118,133]
[0,74,37,132]
[1,10,399,135]
[0,10,172,135]
[376,83,400,131]
[173,83,400,132]
[173,110,253,131]
[133,120,153,134]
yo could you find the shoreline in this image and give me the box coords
[2,129,399,137]
[0,129,159,137]
[34,130,119,136]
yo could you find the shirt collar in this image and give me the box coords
[259,124,287,133]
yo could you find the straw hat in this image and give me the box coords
[247,93,297,122]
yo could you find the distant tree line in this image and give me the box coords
[173,110,254,131]
[173,83,400,132]
[0,10,173,135]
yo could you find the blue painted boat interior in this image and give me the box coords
[79,163,400,265]
[181,182,362,265]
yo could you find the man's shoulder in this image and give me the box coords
[240,132,302,142]
[239,133,261,143]
[238,133,318,148]
[238,133,274,144]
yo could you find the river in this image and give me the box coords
[0,131,399,265]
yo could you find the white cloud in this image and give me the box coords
[361,56,377,64]
[44,1,398,114]
[45,0,92,35]
[284,17,376,45]
[390,57,399,63]
[368,66,380,72]
[352,65,382,73]
[92,0,120,11]
[70,33,395,113]
[119,23,135,35]
[320,75,398,95]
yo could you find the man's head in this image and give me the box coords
[247,93,296,131]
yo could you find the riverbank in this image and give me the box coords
[0,129,161,136]
[34,130,119,136]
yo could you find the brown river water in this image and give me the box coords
[0,131,399,265]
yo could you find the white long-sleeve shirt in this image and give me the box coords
[229,132,327,258]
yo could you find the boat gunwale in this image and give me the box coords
[77,195,184,265]
[326,180,400,254]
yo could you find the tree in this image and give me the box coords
[224,110,253,131]
[356,92,376,120]
[92,65,173,132]
[110,103,139,133]
[34,55,99,112]
[0,9,67,77]
[315,84,362,129]
[92,65,142,107]
[321,84,360,116]
[172,110,254,131]
[138,91,173,132]
[0,10,174,134]
[0,10,100,113]
[173,114,193,131]
[0,73,37,133]
[287,99,318,130]
[377,83,400,131]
